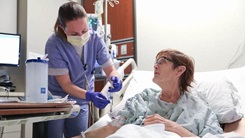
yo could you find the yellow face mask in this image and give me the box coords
[67,31,90,47]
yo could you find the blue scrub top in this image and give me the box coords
[45,31,112,105]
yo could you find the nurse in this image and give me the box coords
[45,1,122,138]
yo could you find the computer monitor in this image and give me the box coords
[0,32,21,67]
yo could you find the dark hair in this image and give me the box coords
[156,48,195,92]
[54,1,87,40]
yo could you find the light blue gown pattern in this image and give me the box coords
[117,88,223,137]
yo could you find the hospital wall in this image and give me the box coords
[135,0,245,72]
[0,0,80,92]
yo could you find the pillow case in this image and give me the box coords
[191,77,243,124]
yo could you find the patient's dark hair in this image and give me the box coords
[156,48,195,92]
[54,1,87,40]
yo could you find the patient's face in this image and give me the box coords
[153,54,178,87]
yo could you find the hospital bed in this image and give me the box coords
[88,58,245,137]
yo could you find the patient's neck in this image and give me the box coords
[160,89,181,104]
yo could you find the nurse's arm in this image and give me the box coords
[55,74,86,99]
[103,65,120,80]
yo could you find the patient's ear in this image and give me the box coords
[176,66,186,76]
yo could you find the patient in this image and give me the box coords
[80,48,224,138]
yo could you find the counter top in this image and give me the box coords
[0,92,24,97]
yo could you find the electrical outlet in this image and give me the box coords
[121,45,127,55]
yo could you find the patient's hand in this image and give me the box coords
[143,114,197,137]
[143,114,175,131]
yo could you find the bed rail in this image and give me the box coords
[92,58,137,122]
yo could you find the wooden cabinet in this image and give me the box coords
[106,1,134,41]
[94,75,107,92]
[83,0,134,37]
[83,0,136,55]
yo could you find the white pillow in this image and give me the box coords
[122,70,160,101]
[192,77,243,124]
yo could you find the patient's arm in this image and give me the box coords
[166,122,198,137]
[84,124,119,138]
[81,115,125,138]
[224,118,245,136]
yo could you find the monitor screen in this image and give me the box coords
[0,32,21,67]
[88,14,99,31]
[89,17,98,31]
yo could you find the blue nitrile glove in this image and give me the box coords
[108,76,122,92]
[86,91,110,109]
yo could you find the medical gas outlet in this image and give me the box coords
[121,44,127,55]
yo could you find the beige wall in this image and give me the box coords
[0,0,17,33]
[136,0,245,71]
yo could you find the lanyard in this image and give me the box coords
[81,46,89,90]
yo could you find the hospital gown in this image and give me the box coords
[117,88,223,137]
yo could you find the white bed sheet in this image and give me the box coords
[107,124,244,138]
[87,66,245,137]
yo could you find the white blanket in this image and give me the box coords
[107,124,181,138]
[106,124,245,138]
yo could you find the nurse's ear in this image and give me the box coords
[176,66,186,76]
[59,25,66,33]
